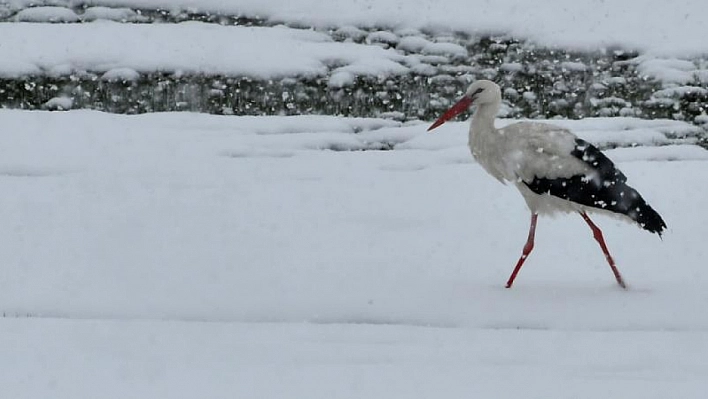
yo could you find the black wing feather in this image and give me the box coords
[524,139,666,235]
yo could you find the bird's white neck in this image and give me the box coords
[470,102,498,138]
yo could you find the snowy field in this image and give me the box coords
[2,0,708,396]
[1,110,708,397]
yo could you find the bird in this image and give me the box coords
[427,80,666,289]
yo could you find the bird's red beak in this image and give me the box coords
[427,96,473,131]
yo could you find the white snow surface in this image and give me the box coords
[4,0,708,55]
[1,110,707,397]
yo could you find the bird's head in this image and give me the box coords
[427,80,501,131]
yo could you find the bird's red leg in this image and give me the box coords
[579,212,627,289]
[505,213,538,288]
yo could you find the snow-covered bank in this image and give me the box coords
[0,22,410,79]
[3,0,708,56]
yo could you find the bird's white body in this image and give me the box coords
[465,82,628,220]
[469,105,600,216]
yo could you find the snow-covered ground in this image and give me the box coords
[1,110,707,397]
[4,318,708,398]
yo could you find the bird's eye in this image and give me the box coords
[472,88,484,97]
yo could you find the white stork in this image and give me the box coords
[427,80,666,289]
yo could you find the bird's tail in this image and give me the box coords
[621,188,667,236]
[633,203,666,236]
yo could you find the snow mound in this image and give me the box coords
[14,6,79,22]
[366,30,399,47]
[327,71,356,88]
[81,6,144,22]
[421,42,468,58]
[500,62,523,72]
[560,61,587,72]
[332,25,367,41]
[396,36,432,53]
[43,96,73,110]
[635,57,706,85]
[101,68,141,82]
